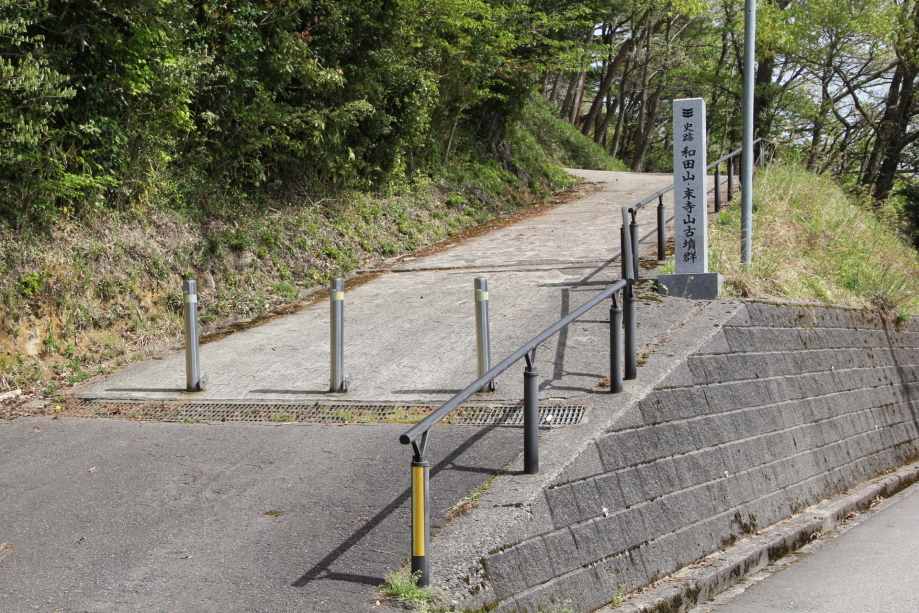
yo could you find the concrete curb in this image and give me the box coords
[607,460,919,613]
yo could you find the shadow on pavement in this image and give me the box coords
[292,425,506,588]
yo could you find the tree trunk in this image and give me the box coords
[548,72,563,106]
[568,29,595,125]
[630,82,665,171]
[609,62,632,158]
[560,71,580,121]
[581,18,666,137]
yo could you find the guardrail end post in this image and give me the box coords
[523,350,539,475]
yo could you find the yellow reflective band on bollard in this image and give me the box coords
[476,291,488,301]
[332,291,344,301]
[412,465,425,557]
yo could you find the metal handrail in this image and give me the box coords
[623,138,772,281]
[399,277,630,446]
[396,136,775,587]
[399,224,639,586]
[627,138,766,215]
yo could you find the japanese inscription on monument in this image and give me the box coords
[673,98,708,274]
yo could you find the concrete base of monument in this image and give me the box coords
[656,272,724,299]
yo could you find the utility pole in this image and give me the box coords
[741,0,756,265]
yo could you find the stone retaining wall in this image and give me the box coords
[477,301,919,612]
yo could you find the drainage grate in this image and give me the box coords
[51,399,583,427]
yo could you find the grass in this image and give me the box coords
[709,163,919,320]
[379,569,444,611]
[523,94,629,172]
[446,473,501,520]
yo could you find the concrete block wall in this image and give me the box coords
[478,301,919,612]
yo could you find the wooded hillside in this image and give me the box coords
[4,0,919,403]
[4,0,919,228]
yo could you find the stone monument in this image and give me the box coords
[657,98,723,299]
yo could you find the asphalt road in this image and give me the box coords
[689,483,919,613]
[0,418,522,613]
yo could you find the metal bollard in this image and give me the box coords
[410,434,431,587]
[523,349,539,475]
[610,292,623,393]
[329,278,349,392]
[182,279,207,392]
[624,284,637,380]
[727,158,734,201]
[657,195,666,261]
[714,166,722,212]
[474,278,496,392]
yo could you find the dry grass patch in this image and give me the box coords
[710,163,919,320]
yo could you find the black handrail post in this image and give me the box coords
[610,292,623,393]
[624,282,637,380]
[727,158,734,201]
[620,224,627,280]
[714,165,722,213]
[523,350,539,475]
[629,212,639,280]
[410,433,431,586]
[656,195,666,261]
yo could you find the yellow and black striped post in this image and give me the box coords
[411,456,430,586]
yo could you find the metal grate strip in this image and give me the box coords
[51,399,583,427]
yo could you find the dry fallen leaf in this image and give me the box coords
[0,543,12,561]
[31,426,43,433]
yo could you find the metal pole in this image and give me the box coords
[183,279,204,392]
[410,456,430,586]
[474,278,496,392]
[623,283,637,380]
[621,207,634,283]
[714,166,722,213]
[610,293,623,393]
[620,225,627,280]
[630,215,640,281]
[741,0,756,265]
[727,158,734,201]
[523,350,539,475]
[330,277,346,392]
[657,195,666,261]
